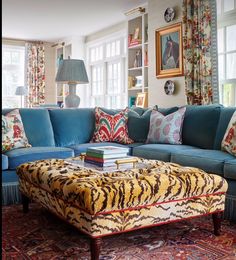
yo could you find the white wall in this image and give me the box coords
[148,0,186,107]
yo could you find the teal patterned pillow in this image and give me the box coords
[146,107,186,144]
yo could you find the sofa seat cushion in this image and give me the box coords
[171,149,234,175]
[5,147,74,169]
[224,159,236,180]
[2,170,19,183]
[2,154,8,170]
[133,144,197,162]
[68,142,132,156]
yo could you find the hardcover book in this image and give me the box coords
[87,146,129,155]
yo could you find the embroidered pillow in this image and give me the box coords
[146,107,186,144]
[221,111,236,156]
[92,107,133,144]
[2,109,31,152]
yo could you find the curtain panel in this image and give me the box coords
[182,0,216,105]
[26,43,45,107]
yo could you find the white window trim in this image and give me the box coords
[85,30,127,108]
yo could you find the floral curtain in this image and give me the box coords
[182,0,213,105]
[26,42,45,107]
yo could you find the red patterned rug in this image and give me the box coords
[2,203,236,259]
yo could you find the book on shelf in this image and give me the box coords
[87,146,129,155]
[86,151,128,159]
[128,39,142,47]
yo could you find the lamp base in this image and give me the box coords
[65,94,80,108]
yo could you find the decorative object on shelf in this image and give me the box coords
[128,76,135,89]
[135,92,148,108]
[135,76,142,87]
[124,6,145,16]
[133,50,142,67]
[164,80,175,95]
[128,96,136,107]
[156,22,183,78]
[57,101,64,108]
[145,25,148,42]
[129,27,141,47]
[144,50,148,66]
[55,58,89,108]
[15,86,28,108]
[164,7,175,23]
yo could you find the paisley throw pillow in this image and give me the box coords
[221,111,236,156]
[2,109,31,152]
[146,107,186,144]
[92,107,134,144]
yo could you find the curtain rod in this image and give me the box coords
[2,37,47,44]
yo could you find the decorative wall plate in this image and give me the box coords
[164,7,175,23]
[164,80,175,95]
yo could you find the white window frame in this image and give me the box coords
[217,0,236,106]
[2,44,26,108]
[85,30,127,109]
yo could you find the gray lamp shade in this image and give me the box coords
[55,59,89,84]
[15,86,28,96]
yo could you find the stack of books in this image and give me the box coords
[85,146,130,167]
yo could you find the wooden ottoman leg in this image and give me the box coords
[212,212,223,236]
[22,193,29,213]
[90,237,102,260]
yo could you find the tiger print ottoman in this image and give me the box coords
[17,157,228,260]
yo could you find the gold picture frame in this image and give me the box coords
[135,92,148,108]
[155,22,183,78]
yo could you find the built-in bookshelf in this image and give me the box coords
[127,8,148,107]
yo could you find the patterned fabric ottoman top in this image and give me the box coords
[16,157,228,215]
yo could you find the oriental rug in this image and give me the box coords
[2,203,236,260]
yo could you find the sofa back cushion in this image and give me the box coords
[214,107,236,150]
[49,108,95,147]
[2,108,55,147]
[182,105,221,149]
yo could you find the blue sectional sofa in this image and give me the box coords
[2,105,236,221]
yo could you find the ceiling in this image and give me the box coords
[2,0,147,42]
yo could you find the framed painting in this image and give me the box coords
[155,22,183,78]
[135,92,148,108]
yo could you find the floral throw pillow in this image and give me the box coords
[221,111,236,156]
[2,109,31,152]
[146,107,186,144]
[91,107,134,144]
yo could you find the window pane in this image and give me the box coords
[217,28,224,53]
[226,25,236,52]
[226,53,236,79]
[106,43,110,58]
[217,0,222,15]
[218,55,225,80]
[2,45,25,108]
[223,0,234,12]
[222,83,236,106]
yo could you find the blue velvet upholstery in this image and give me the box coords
[214,107,236,150]
[171,149,234,175]
[182,105,221,149]
[133,144,197,162]
[224,159,236,180]
[5,147,74,169]
[2,170,18,183]
[2,109,55,147]
[68,142,130,156]
[2,154,8,170]
[158,107,178,115]
[49,108,95,147]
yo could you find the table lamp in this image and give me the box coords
[15,86,28,108]
[55,58,89,108]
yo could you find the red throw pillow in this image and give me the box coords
[91,107,134,144]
